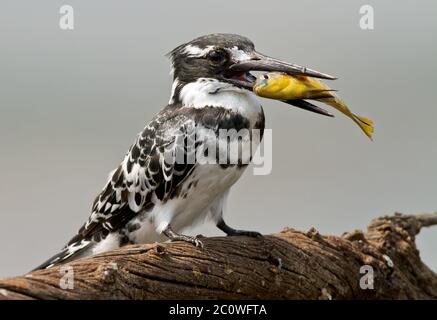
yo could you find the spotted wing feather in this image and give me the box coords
[35,109,199,270]
[80,110,197,241]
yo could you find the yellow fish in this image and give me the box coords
[253,72,374,140]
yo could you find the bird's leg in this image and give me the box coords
[163,225,204,248]
[216,218,262,238]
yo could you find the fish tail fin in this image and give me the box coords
[353,114,374,140]
[321,96,375,140]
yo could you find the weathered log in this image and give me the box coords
[0,212,436,300]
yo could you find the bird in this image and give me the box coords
[34,33,335,270]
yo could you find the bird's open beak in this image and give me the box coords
[225,51,336,116]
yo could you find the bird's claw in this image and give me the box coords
[172,235,204,248]
[192,237,204,248]
[163,225,204,248]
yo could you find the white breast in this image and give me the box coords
[179,78,262,124]
[128,162,245,244]
[127,79,264,244]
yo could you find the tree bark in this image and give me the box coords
[0,212,436,300]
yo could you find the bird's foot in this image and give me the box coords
[225,229,263,238]
[163,225,204,248]
[171,234,204,248]
[216,218,263,238]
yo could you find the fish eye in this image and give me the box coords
[206,49,227,64]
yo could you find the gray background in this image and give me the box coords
[0,0,436,277]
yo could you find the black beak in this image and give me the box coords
[285,100,334,117]
[225,51,336,116]
[228,51,336,80]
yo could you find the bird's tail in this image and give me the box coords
[32,239,92,271]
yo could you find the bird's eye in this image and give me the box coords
[207,49,227,64]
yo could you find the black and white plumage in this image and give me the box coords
[34,34,335,270]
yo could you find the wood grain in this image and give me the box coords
[0,212,436,299]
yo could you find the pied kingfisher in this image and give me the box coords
[35,34,334,270]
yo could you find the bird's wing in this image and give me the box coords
[67,109,199,247]
[33,109,200,270]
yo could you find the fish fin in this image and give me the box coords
[306,89,337,100]
[353,114,374,140]
[307,89,337,93]
[320,96,374,140]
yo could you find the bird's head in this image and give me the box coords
[168,33,335,115]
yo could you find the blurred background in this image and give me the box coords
[0,0,436,276]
